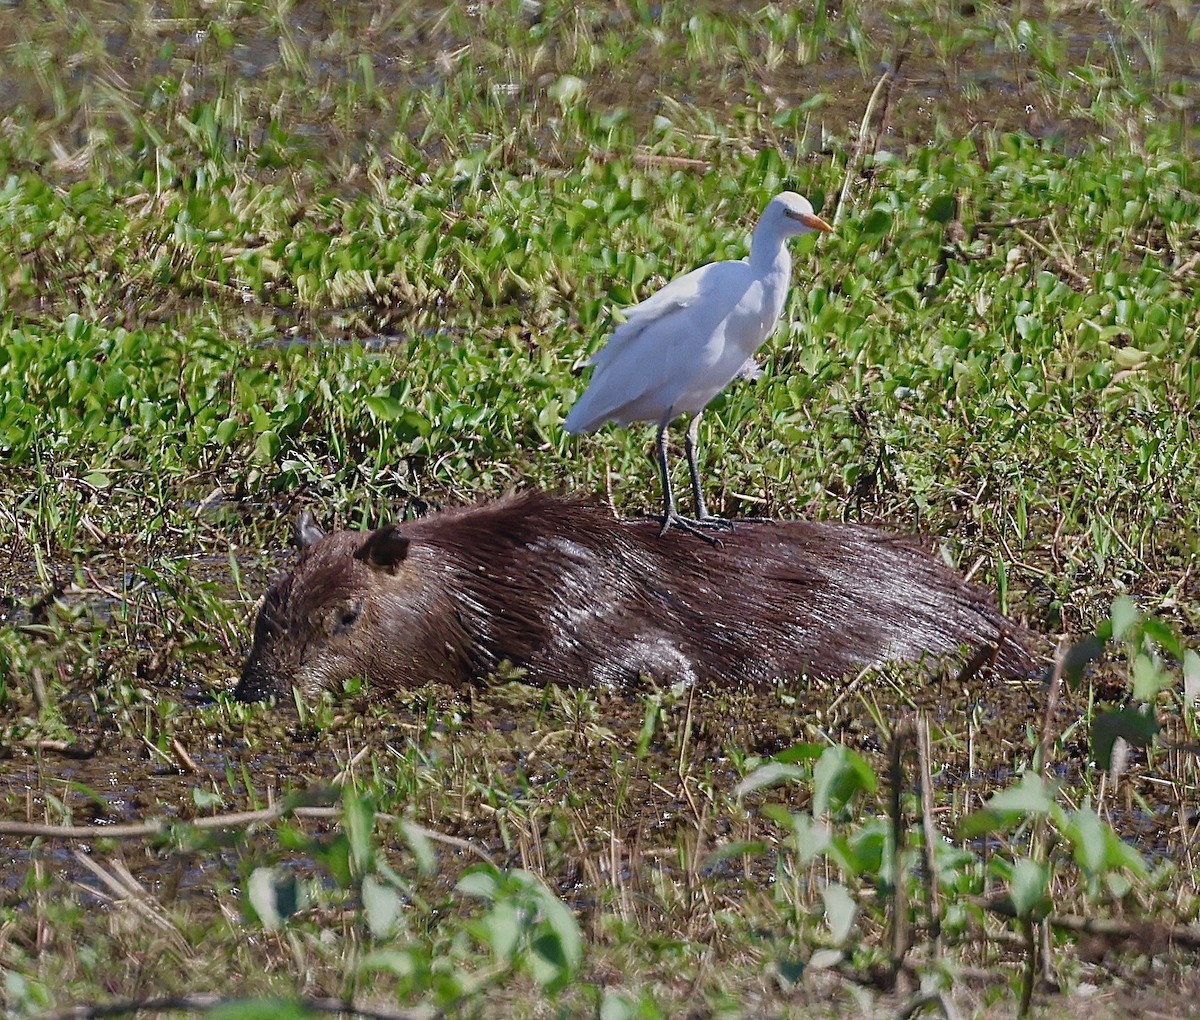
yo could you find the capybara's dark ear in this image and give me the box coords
[355,525,411,571]
[296,510,326,549]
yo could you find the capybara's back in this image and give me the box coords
[236,491,1034,702]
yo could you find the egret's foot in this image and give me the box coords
[694,513,736,531]
[658,511,729,546]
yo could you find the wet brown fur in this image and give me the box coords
[237,491,1036,702]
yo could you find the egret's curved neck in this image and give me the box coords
[748,221,793,278]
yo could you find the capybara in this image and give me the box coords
[236,491,1034,702]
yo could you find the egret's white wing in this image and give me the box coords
[588,262,721,370]
[565,260,754,432]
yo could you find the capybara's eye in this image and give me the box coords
[334,600,363,635]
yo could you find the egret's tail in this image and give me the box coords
[562,400,602,435]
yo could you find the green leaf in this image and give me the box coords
[1131,652,1168,701]
[483,899,522,962]
[959,771,1056,838]
[1110,595,1139,641]
[536,888,583,972]
[1184,650,1200,704]
[1141,617,1183,660]
[1059,635,1105,684]
[772,741,825,765]
[457,865,501,899]
[253,429,280,461]
[985,771,1055,816]
[861,208,893,236]
[821,882,857,945]
[362,875,401,937]
[926,194,957,223]
[215,416,238,445]
[1066,804,1107,877]
[246,867,307,930]
[342,788,374,875]
[1009,858,1049,919]
[398,819,437,876]
[364,394,405,421]
[812,745,876,817]
[1092,706,1158,770]
[734,760,807,797]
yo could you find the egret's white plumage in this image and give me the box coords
[564,191,832,540]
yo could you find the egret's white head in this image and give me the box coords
[767,191,834,237]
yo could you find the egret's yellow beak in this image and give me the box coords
[789,210,833,233]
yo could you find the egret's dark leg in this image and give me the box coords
[654,419,725,545]
[684,413,734,529]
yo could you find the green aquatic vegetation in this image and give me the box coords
[3,0,1200,1016]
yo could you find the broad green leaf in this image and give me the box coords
[812,745,876,818]
[926,194,956,223]
[1092,707,1158,770]
[399,819,438,877]
[246,867,307,930]
[1066,804,1107,877]
[457,865,501,900]
[1110,595,1138,641]
[1131,652,1168,701]
[361,875,401,937]
[821,882,857,946]
[1009,858,1049,919]
[483,899,522,962]
[734,760,807,797]
[1184,650,1200,704]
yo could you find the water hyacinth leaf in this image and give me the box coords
[399,819,437,876]
[1184,650,1200,704]
[481,898,522,962]
[959,771,1056,838]
[599,990,639,1020]
[861,208,893,237]
[985,770,1055,815]
[359,948,420,980]
[215,416,237,445]
[534,889,583,972]
[1058,634,1105,686]
[1110,595,1139,641]
[246,867,307,930]
[1131,652,1169,701]
[1092,706,1159,770]
[812,745,876,818]
[1066,804,1107,878]
[253,429,280,461]
[342,788,374,874]
[926,194,957,223]
[1009,858,1050,919]
[1140,617,1183,660]
[362,874,402,937]
[457,864,501,900]
[363,394,405,421]
[734,760,808,797]
[821,882,857,945]
[772,741,825,765]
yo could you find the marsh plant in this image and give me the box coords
[2,0,1200,1016]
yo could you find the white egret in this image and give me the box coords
[563,191,833,541]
